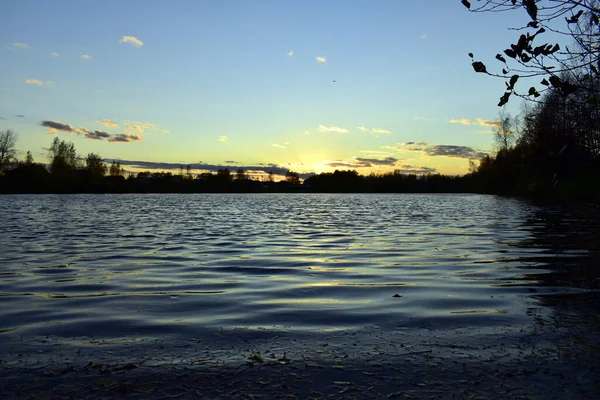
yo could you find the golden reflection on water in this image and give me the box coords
[258,298,371,305]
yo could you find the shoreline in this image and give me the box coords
[2,318,599,399]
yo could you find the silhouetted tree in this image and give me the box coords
[494,110,518,153]
[285,171,300,185]
[236,168,247,180]
[109,161,124,177]
[0,128,18,171]
[85,153,107,183]
[48,137,79,175]
[24,151,33,165]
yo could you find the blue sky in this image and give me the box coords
[0,0,531,177]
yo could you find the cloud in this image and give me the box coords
[50,52,59,57]
[317,125,348,133]
[316,56,326,63]
[225,160,238,164]
[81,54,92,60]
[372,128,391,135]
[325,156,399,169]
[46,129,57,136]
[16,114,24,118]
[85,130,112,140]
[387,142,487,159]
[11,42,30,49]
[218,136,228,142]
[25,79,43,86]
[448,118,471,125]
[424,145,487,159]
[419,34,428,40]
[41,120,76,133]
[448,118,500,127]
[78,127,112,140]
[97,119,119,128]
[357,127,392,135]
[304,130,310,135]
[124,121,157,132]
[162,129,170,134]
[118,35,144,48]
[272,144,286,149]
[394,165,437,174]
[475,118,500,127]
[288,50,294,56]
[108,133,142,143]
[116,159,314,178]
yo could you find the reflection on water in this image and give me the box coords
[0,194,596,341]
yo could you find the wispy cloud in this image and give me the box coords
[288,50,294,56]
[50,52,59,57]
[85,130,112,140]
[162,129,170,134]
[25,79,43,86]
[218,136,228,143]
[419,34,428,40]
[77,127,112,140]
[316,56,326,63]
[425,145,487,159]
[109,133,142,143]
[123,121,157,133]
[317,125,348,133]
[389,142,487,160]
[394,165,437,174]
[448,118,471,125]
[372,128,391,135]
[325,157,399,168]
[272,144,286,149]
[476,118,501,127]
[118,35,144,48]
[25,79,55,87]
[117,159,314,179]
[11,42,30,49]
[81,54,92,60]
[41,120,76,133]
[448,118,500,127]
[357,127,391,135]
[98,119,119,128]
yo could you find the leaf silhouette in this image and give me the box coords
[472,61,487,73]
[498,92,511,107]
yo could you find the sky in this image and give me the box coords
[0,0,533,178]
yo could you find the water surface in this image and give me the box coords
[1,193,576,341]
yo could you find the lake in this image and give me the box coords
[1,193,599,398]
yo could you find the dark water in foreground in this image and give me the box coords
[2,193,600,398]
[0,193,591,339]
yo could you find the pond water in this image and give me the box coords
[0,193,578,341]
[3,193,600,398]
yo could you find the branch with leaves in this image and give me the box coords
[461,0,600,105]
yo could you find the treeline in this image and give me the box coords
[0,137,471,194]
[466,73,600,202]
